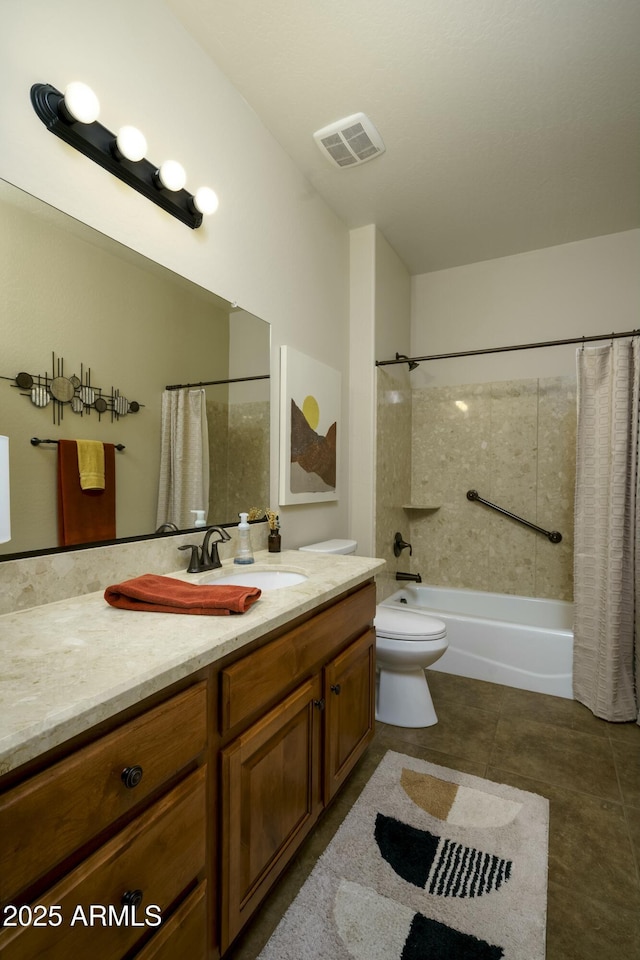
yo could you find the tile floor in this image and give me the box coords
[224,671,640,960]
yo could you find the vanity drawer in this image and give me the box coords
[0,682,207,903]
[220,581,375,733]
[0,766,206,960]
[133,881,207,960]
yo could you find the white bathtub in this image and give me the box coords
[380,584,574,699]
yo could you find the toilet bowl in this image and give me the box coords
[298,539,448,729]
[374,606,448,728]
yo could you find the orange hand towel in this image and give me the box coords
[104,574,261,615]
[58,440,116,546]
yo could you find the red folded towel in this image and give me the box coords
[104,574,261,615]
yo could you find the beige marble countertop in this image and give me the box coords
[0,550,384,776]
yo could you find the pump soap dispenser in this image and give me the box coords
[234,513,255,564]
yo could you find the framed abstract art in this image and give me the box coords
[278,346,341,504]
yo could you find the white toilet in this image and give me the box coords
[298,539,448,728]
[374,606,448,728]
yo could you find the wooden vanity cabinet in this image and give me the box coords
[0,577,377,960]
[0,680,211,960]
[218,581,376,952]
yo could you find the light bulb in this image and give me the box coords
[193,186,219,215]
[116,126,147,162]
[63,82,100,124]
[157,160,186,192]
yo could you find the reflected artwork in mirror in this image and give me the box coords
[0,179,270,559]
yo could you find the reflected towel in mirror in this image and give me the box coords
[77,439,105,490]
[58,440,116,546]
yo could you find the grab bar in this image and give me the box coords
[466,489,562,543]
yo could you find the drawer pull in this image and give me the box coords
[313,698,325,711]
[330,683,341,695]
[121,765,144,789]
[121,889,144,908]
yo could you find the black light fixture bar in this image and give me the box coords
[30,83,203,229]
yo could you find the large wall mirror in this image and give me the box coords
[0,179,270,559]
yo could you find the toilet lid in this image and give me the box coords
[374,606,447,641]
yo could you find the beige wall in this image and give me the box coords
[410,229,640,387]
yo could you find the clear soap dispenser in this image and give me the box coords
[234,512,255,564]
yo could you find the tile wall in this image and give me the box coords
[376,375,576,601]
[375,367,412,600]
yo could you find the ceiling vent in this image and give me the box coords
[313,113,385,168]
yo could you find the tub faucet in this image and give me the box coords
[393,532,412,557]
[396,571,422,583]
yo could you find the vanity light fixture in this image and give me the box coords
[30,81,218,229]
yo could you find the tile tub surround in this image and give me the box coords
[0,549,385,775]
[375,365,412,602]
[409,377,576,600]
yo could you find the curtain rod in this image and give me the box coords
[165,374,270,391]
[375,329,640,366]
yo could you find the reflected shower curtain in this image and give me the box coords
[573,338,639,723]
[156,388,210,531]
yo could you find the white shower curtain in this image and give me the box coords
[156,388,210,531]
[573,338,640,724]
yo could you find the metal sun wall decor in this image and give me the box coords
[4,353,142,425]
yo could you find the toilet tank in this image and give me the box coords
[298,539,357,555]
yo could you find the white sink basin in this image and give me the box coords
[199,569,308,591]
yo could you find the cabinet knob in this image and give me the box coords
[121,765,144,789]
[121,889,144,908]
[330,683,341,695]
[313,698,326,711]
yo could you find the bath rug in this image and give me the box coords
[256,751,548,960]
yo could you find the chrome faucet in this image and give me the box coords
[179,525,232,573]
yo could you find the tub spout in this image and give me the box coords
[396,571,422,583]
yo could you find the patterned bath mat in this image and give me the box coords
[257,751,548,960]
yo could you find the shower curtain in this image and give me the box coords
[573,337,639,724]
[156,388,210,531]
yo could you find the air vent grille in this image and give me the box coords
[313,113,385,168]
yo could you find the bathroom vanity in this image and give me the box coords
[0,550,383,959]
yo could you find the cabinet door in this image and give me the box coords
[220,676,323,951]
[325,628,376,802]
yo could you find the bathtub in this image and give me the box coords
[379,584,573,699]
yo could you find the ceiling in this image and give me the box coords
[168,0,640,275]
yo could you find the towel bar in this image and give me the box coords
[31,437,126,451]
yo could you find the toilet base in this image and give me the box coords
[376,667,438,727]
